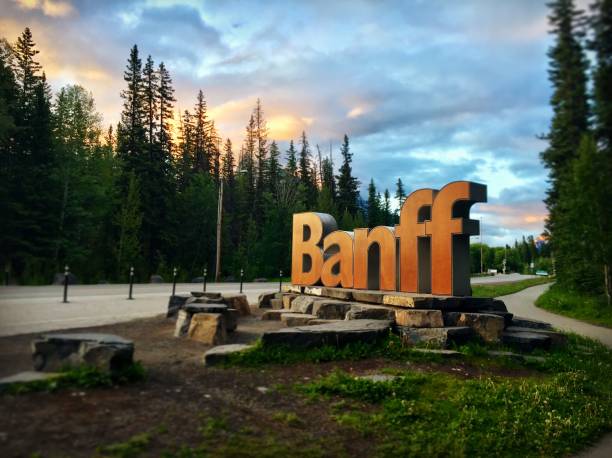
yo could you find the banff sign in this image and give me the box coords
[291,181,487,296]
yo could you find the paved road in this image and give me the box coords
[0,274,538,337]
[501,283,612,348]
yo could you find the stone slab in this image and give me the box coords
[395,310,444,328]
[174,310,192,337]
[203,344,253,366]
[262,319,392,348]
[396,326,473,348]
[269,298,284,310]
[312,300,354,319]
[281,313,317,326]
[257,291,277,308]
[191,292,223,299]
[0,371,63,388]
[282,285,303,294]
[282,294,298,309]
[351,290,385,304]
[167,294,190,317]
[290,295,319,314]
[226,308,238,333]
[308,319,343,325]
[261,310,293,321]
[510,317,553,330]
[321,287,353,301]
[304,286,324,296]
[184,304,228,314]
[443,312,505,343]
[188,313,226,345]
[345,304,395,321]
[505,326,567,347]
[501,331,551,352]
[222,294,251,316]
[484,311,514,327]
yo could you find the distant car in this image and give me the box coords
[535,270,548,276]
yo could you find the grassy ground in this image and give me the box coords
[471,276,552,298]
[536,283,612,328]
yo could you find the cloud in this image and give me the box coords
[13,0,75,17]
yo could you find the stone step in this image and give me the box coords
[261,319,392,348]
[395,309,444,328]
[184,304,228,314]
[443,312,505,343]
[221,293,251,316]
[261,310,293,321]
[312,300,354,319]
[282,294,298,309]
[501,331,551,352]
[191,292,223,299]
[269,298,284,310]
[203,344,254,366]
[345,304,395,320]
[396,326,473,348]
[280,313,317,326]
[308,319,342,325]
[504,326,567,347]
[257,291,277,308]
[484,311,514,327]
[188,313,226,345]
[510,316,553,330]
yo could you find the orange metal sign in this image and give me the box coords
[291,181,486,296]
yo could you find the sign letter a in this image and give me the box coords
[291,213,337,286]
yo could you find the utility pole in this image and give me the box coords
[215,180,224,282]
[480,217,484,274]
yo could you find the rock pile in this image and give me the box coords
[256,285,564,352]
[169,291,250,345]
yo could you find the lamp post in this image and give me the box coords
[128,266,134,300]
[279,269,283,292]
[203,267,208,292]
[172,267,177,296]
[215,181,223,282]
[62,265,69,303]
[239,268,244,294]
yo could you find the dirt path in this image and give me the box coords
[500,283,612,458]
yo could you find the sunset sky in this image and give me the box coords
[2,0,569,246]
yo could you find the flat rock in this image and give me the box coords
[290,295,319,314]
[383,294,435,308]
[189,296,225,304]
[32,333,134,373]
[396,326,473,348]
[281,313,317,326]
[188,313,226,345]
[258,291,277,308]
[443,312,505,343]
[282,294,298,309]
[174,310,192,337]
[222,294,251,316]
[262,319,392,348]
[321,287,353,301]
[0,371,63,388]
[351,290,385,304]
[505,326,567,347]
[395,309,444,328]
[312,300,353,319]
[510,316,553,330]
[282,285,303,294]
[484,311,514,327]
[269,298,284,309]
[502,331,551,352]
[261,310,293,321]
[345,304,395,320]
[308,319,343,325]
[191,292,223,299]
[203,344,253,366]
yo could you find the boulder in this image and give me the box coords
[174,310,192,337]
[150,274,164,283]
[502,331,551,352]
[443,312,505,343]
[167,294,190,318]
[225,308,239,333]
[222,293,251,316]
[504,326,567,347]
[290,295,319,314]
[510,317,553,330]
[282,294,298,309]
[281,313,317,326]
[269,298,284,310]
[262,319,392,348]
[312,300,353,319]
[203,344,253,366]
[345,304,395,321]
[187,313,226,345]
[484,311,514,327]
[396,326,473,348]
[258,291,277,308]
[395,310,444,328]
[261,310,292,321]
[31,333,134,373]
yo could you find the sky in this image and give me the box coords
[1,0,574,246]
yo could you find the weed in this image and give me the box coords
[97,432,151,458]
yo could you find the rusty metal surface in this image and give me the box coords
[354,226,396,291]
[321,231,354,288]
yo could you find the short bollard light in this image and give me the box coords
[239,268,244,294]
[128,266,134,300]
[62,265,69,303]
[203,268,208,292]
[172,267,178,296]
[279,269,283,292]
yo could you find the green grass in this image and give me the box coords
[298,334,612,457]
[536,283,612,328]
[2,362,146,395]
[471,276,552,298]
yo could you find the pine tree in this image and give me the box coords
[177,109,194,190]
[395,178,406,207]
[157,61,175,159]
[268,140,281,196]
[336,134,359,215]
[383,189,392,225]
[298,131,316,208]
[115,172,143,277]
[285,140,297,177]
[193,90,209,173]
[367,179,380,227]
[142,55,158,159]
